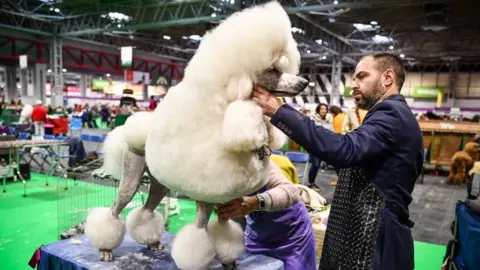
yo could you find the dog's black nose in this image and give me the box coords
[297,77,309,91]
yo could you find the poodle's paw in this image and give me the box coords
[171,223,215,270]
[126,207,165,246]
[147,241,163,251]
[221,100,266,152]
[85,207,125,250]
[222,262,238,270]
[208,218,245,264]
[99,249,113,262]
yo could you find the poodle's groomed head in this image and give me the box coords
[464,142,480,159]
[185,1,307,100]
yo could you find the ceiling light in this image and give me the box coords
[49,8,53,11]
[47,69,52,73]
[333,0,339,4]
[315,39,323,45]
[54,8,60,13]
[322,56,327,60]
[211,13,217,17]
[372,35,393,44]
[117,24,121,28]
[308,82,315,87]
[400,54,405,58]
[370,21,378,25]
[163,35,171,40]
[106,73,111,77]
[62,68,67,72]
[389,45,394,50]
[353,23,376,31]
[306,50,311,54]
[291,27,305,35]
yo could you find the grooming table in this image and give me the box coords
[38,233,284,270]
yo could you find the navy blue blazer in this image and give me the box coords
[271,94,424,219]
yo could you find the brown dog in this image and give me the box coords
[448,142,479,184]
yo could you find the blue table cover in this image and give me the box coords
[39,233,284,270]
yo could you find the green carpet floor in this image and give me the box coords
[0,174,445,270]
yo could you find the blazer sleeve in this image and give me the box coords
[270,103,400,168]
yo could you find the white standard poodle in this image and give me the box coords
[84,1,308,269]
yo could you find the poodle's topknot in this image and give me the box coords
[184,1,300,84]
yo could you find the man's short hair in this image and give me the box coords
[368,53,406,90]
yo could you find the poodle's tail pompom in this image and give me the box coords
[85,207,126,250]
[171,223,216,270]
[207,218,245,264]
[19,104,33,124]
[102,125,127,180]
[221,100,266,152]
[126,207,164,245]
[123,111,153,152]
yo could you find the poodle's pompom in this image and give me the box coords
[221,100,267,152]
[19,104,33,124]
[171,223,216,270]
[126,207,164,245]
[102,126,127,180]
[266,118,287,150]
[85,207,125,250]
[123,111,153,153]
[207,219,245,264]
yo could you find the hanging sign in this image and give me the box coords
[121,46,133,68]
[19,55,28,69]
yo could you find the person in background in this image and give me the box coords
[100,105,110,127]
[342,105,368,134]
[308,103,332,189]
[149,96,158,111]
[328,105,345,186]
[32,100,47,136]
[216,161,316,270]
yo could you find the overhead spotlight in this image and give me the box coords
[322,56,327,60]
[54,8,60,13]
[47,69,52,73]
[106,73,111,77]
[117,24,121,28]
[316,39,323,45]
[211,13,217,17]
[163,35,171,40]
[49,7,54,11]
[333,0,339,5]
[370,21,378,25]
[308,82,315,87]
[389,45,394,50]
[62,68,67,72]
[307,50,311,54]
[400,54,405,58]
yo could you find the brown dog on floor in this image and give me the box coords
[448,142,480,184]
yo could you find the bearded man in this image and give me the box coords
[253,53,424,270]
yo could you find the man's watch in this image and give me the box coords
[256,194,266,211]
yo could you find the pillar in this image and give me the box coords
[50,37,64,107]
[79,74,87,96]
[5,66,18,102]
[19,64,47,105]
[330,56,342,106]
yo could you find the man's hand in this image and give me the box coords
[215,197,259,220]
[252,87,283,117]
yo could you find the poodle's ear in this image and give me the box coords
[265,117,287,150]
[221,100,267,152]
[226,74,253,101]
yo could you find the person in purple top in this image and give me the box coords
[216,160,317,270]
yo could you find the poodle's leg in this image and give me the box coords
[171,201,216,270]
[126,173,168,251]
[85,149,145,262]
[208,217,245,268]
[448,163,456,183]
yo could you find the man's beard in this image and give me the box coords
[354,81,384,110]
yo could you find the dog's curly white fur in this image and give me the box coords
[208,219,245,264]
[171,223,216,270]
[84,207,125,251]
[126,207,164,247]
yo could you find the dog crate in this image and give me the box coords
[56,170,146,240]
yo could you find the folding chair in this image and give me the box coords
[272,150,284,156]
[285,151,310,184]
